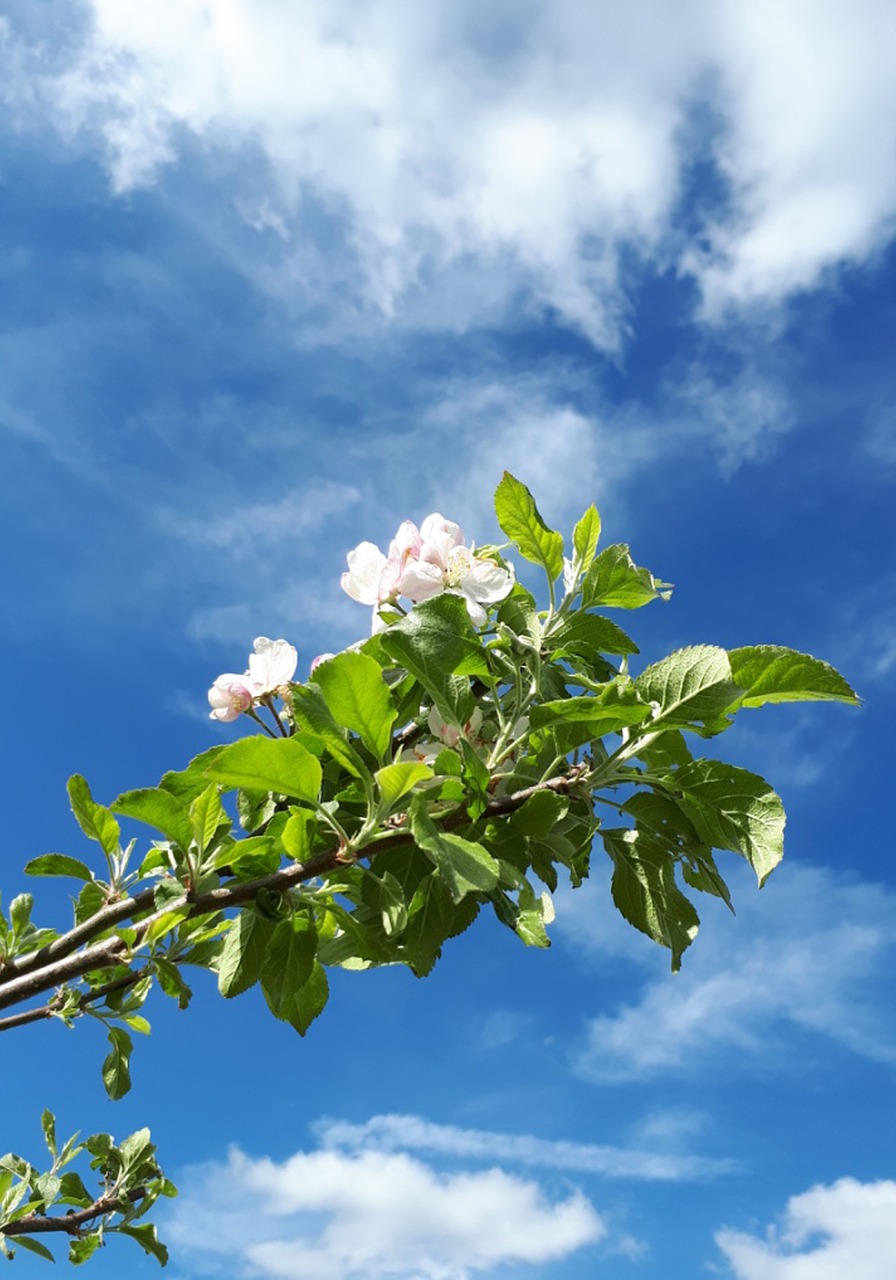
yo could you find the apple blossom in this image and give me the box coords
[342,512,513,628]
[246,636,298,695]
[208,637,298,722]
[208,675,254,723]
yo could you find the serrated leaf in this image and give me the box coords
[67,776,120,856]
[158,745,228,803]
[635,645,741,729]
[281,809,316,861]
[548,610,639,659]
[401,874,458,977]
[583,543,671,609]
[508,790,569,837]
[409,799,499,903]
[313,650,396,760]
[260,914,318,1013]
[291,685,370,777]
[14,1237,56,1262]
[603,827,700,969]
[667,759,786,886]
[728,645,860,708]
[380,595,488,722]
[529,692,652,735]
[153,957,193,1009]
[572,504,602,571]
[102,1027,133,1100]
[376,762,434,812]
[69,1233,102,1265]
[113,788,193,850]
[514,880,553,948]
[25,854,94,882]
[494,471,564,581]
[206,736,322,803]
[217,910,275,998]
[112,1223,168,1266]
[40,1110,56,1158]
[189,784,229,855]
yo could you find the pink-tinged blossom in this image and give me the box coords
[342,512,513,629]
[208,675,254,723]
[428,705,484,748]
[208,637,298,722]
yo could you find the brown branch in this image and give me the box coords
[0,770,586,1018]
[4,1188,144,1238]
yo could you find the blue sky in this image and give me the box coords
[2,1,895,1276]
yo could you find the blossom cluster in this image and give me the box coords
[208,636,298,722]
[341,513,514,628]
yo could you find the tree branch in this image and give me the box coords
[4,1188,143,1238]
[0,770,585,1017]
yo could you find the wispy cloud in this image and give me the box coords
[715,1178,896,1279]
[559,862,896,1082]
[315,1113,735,1181]
[6,1,896,346]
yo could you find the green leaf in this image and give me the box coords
[291,685,370,777]
[113,788,193,850]
[728,645,861,708]
[548,610,639,659]
[158,745,228,804]
[217,910,275,998]
[375,762,434,812]
[529,691,652,736]
[102,1027,133,1100]
[313,650,397,760]
[68,776,120,856]
[667,759,786,886]
[153,957,193,1009]
[401,875,460,977]
[25,854,94,882]
[281,809,316,861]
[189,784,229,855]
[602,827,700,970]
[494,471,564,582]
[206,736,322,803]
[113,1223,168,1266]
[582,543,672,609]
[514,880,554,948]
[361,870,408,936]
[507,790,569,837]
[380,595,488,721]
[635,645,741,729]
[14,1237,55,1262]
[572,504,602,572]
[41,1110,56,1159]
[409,799,499,903]
[9,894,33,936]
[273,960,329,1035]
[260,915,321,1029]
[69,1235,101,1266]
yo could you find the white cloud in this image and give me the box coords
[716,1178,896,1280]
[160,480,361,554]
[6,1,896,343]
[167,1136,604,1280]
[560,862,896,1082]
[315,1113,735,1181]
